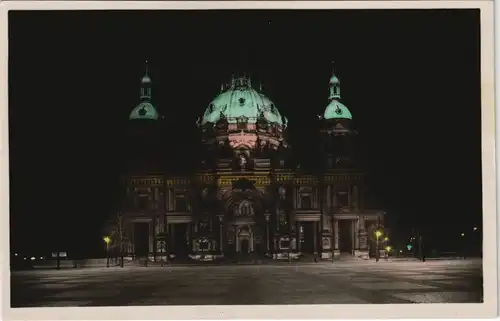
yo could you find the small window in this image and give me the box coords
[337,192,348,208]
[137,195,149,210]
[199,240,209,251]
[175,196,188,212]
[237,116,247,130]
[280,239,290,249]
[301,195,312,209]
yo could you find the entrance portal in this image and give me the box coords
[172,223,190,258]
[241,239,249,254]
[301,222,315,254]
[338,219,354,254]
[133,222,150,257]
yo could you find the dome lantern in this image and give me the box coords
[328,61,341,101]
[140,60,152,100]
[129,60,159,121]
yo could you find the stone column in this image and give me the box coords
[351,220,356,255]
[152,217,157,261]
[330,216,335,260]
[149,220,154,258]
[295,221,301,253]
[168,189,174,211]
[234,225,238,253]
[348,184,352,212]
[170,224,175,254]
[249,225,254,253]
[334,219,339,251]
[359,216,367,250]
[326,185,331,209]
[354,219,360,249]
[218,216,224,254]
[313,221,318,254]
[265,214,271,254]
[186,222,191,254]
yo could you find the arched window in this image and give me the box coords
[238,200,254,217]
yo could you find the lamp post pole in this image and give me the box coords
[103,236,111,268]
[218,215,224,256]
[331,215,335,263]
[375,231,382,262]
[384,236,389,260]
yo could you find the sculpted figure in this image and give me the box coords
[278,185,286,200]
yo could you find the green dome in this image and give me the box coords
[324,100,352,120]
[129,102,159,120]
[202,77,284,126]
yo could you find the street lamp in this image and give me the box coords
[460,232,467,259]
[385,245,391,260]
[375,230,382,262]
[103,236,111,268]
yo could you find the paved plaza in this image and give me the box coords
[10,259,483,307]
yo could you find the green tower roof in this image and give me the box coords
[129,102,159,120]
[324,100,352,120]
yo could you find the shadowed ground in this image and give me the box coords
[10,259,482,307]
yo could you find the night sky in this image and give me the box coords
[8,9,481,255]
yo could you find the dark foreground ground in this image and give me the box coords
[10,259,483,307]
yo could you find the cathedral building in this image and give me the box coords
[110,63,385,262]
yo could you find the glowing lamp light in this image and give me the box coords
[385,246,392,252]
[384,237,389,241]
[30,257,35,261]
[14,253,18,256]
[103,236,111,244]
[461,233,465,237]
[375,231,382,238]
[399,250,403,253]
[407,244,413,251]
[473,227,478,231]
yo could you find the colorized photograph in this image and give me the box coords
[8,8,484,308]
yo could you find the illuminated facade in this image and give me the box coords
[111,63,385,261]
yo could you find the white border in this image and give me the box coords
[0,1,496,320]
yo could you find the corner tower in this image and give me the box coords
[318,64,356,169]
[125,61,164,174]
